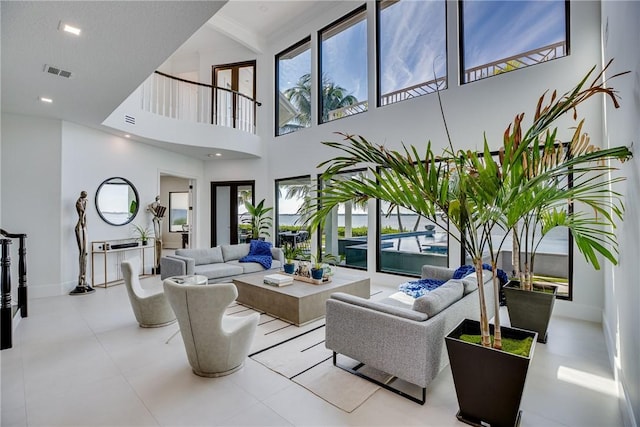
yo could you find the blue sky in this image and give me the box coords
[379,0,447,95]
[463,0,566,69]
[321,14,368,102]
[278,43,311,93]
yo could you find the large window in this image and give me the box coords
[275,176,313,254]
[276,38,312,136]
[377,0,447,107]
[460,0,568,84]
[319,6,368,123]
[378,200,448,276]
[322,170,369,270]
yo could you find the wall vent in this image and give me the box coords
[43,64,73,79]
[124,115,135,125]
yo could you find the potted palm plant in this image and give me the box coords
[302,61,631,426]
[243,199,273,242]
[131,224,151,246]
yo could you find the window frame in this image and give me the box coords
[458,0,571,85]
[275,37,312,137]
[376,0,449,108]
[318,4,368,125]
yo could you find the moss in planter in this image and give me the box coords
[508,280,558,294]
[459,334,534,357]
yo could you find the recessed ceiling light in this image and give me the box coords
[207,153,222,158]
[215,153,222,157]
[60,22,81,36]
[40,97,53,103]
[124,134,131,138]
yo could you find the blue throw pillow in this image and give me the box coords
[249,239,272,257]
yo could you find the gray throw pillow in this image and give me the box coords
[176,247,223,265]
[412,280,464,316]
[461,279,478,295]
[221,243,251,262]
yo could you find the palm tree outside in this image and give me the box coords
[280,73,359,134]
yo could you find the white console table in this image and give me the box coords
[91,239,154,288]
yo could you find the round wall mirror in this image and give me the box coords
[95,177,140,226]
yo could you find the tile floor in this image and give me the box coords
[1,271,624,426]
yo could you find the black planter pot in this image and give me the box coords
[445,319,537,427]
[503,280,557,343]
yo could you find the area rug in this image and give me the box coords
[292,358,393,412]
[224,302,327,355]
[249,322,393,413]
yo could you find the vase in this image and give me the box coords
[311,268,323,280]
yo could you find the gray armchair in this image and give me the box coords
[121,258,176,328]
[163,279,260,377]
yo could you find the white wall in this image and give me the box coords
[1,114,63,298]
[601,1,640,425]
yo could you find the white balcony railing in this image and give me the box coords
[140,71,259,134]
[380,76,447,107]
[464,41,567,83]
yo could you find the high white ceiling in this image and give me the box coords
[1,0,329,160]
[1,1,226,128]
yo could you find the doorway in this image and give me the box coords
[160,175,194,250]
[211,181,255,246]
[212,60,256,131]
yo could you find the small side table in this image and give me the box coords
[168,275,207,285]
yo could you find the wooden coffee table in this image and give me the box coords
[232,270,370,326]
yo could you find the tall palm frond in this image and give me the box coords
[302,61,632,349]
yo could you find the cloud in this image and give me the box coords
[379,1,447,94]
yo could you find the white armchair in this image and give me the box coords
[163,279,260,377]
[121,257,176,328]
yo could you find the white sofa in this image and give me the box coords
[160,243,284,283]
[325,265,495,403]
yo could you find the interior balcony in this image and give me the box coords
[102,72,262,159]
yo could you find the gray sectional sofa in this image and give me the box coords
[325,265,495,403]
[160,243,284,283]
